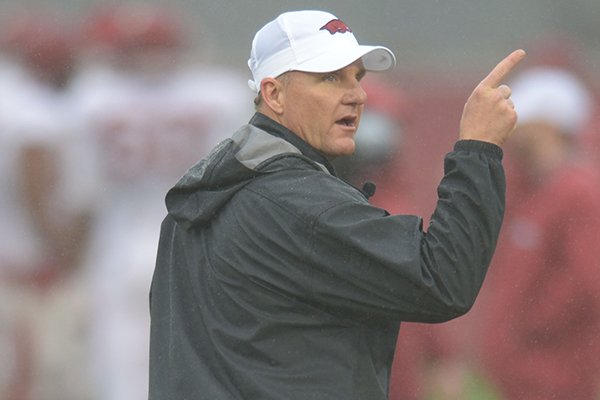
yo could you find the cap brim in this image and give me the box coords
[293,45,396,74]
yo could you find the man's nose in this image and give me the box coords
[344,82,367,106]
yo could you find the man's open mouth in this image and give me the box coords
[337,116,357,127]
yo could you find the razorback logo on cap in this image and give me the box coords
[320,19,352,35]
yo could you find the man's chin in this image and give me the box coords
[326,145,356,159]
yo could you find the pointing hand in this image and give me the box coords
[459,49,526,146]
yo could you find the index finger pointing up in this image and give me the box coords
[480,49,527,88]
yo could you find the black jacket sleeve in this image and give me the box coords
[300,140,504,322]
[414,139,505,321]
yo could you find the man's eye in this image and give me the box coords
[324,74,337,82]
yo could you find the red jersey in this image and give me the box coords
[480,160,600,399]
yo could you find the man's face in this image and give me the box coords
[511,121,557,159]
[278,60,367,157]
[509,120,570,175]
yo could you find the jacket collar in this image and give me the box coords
[249,112,337,176]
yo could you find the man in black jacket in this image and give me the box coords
[148,10,525,400]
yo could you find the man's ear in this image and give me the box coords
[260,77,285,115]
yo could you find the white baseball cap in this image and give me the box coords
[511,67,594,135]
[247,10,396,93]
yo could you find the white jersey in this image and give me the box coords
[0,58,94,272]
[73,63,254,400]
[0,56,97,399]
[0,59,46,272]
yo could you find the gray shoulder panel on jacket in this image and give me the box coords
[232,124,330,174]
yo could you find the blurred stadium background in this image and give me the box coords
[5,0,600,77]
